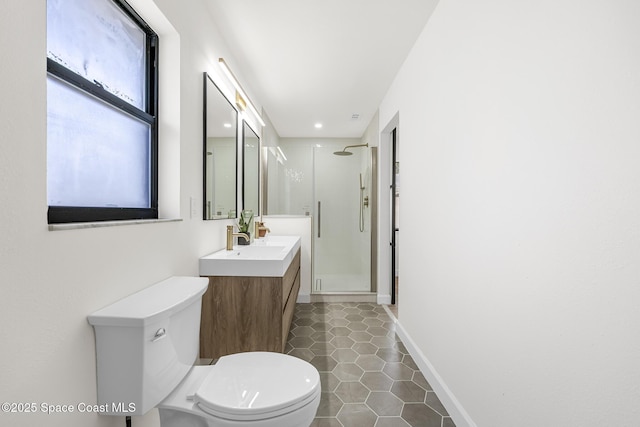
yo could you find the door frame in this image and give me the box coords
[377,112,399,306]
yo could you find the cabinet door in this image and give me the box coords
[201,276,281,359]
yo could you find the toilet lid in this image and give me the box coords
[194,352,320,420]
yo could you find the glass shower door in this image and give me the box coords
[313,145,371,293]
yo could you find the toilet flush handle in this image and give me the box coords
[152,328,167,342]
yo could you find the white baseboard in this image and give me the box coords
[391,314,477,427]
[296,293,311,303]
[377,294,392,305]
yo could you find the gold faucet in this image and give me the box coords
[254,221,271,239]
[226,225,249,250]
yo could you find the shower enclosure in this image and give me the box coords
[265,139,376,294]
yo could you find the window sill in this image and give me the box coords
[48,218,183,231]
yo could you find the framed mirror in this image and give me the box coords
[242,120,260,216]
[203,72,237,220]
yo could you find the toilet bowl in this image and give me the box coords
[158,352,321,427]
[87,277,320,427]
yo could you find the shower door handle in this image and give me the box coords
[317,201,321,238]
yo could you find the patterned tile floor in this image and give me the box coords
[285,303,456,427]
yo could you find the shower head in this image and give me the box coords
[333,150,353,156]
[333,143,368,156]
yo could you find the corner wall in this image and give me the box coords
[379,0,640,425]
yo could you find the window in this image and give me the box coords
[46,0,158,224]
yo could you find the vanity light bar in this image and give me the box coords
[219,58,266,127]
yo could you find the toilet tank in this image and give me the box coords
[87,276,208,415]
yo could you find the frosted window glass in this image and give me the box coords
[47,0,146,109]
[47,76,151,208]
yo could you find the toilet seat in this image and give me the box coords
[194,352,320,422]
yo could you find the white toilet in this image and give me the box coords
[88,277,320,427]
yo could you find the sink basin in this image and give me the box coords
[199,235,301,277]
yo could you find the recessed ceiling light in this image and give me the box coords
[314,123,323,129]
[223,123,232,128]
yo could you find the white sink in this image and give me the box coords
[199,235,301,277]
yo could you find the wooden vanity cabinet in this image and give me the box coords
[200,249,301,359]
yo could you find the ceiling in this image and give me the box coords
[205,0,439,138]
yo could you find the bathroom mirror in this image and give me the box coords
[203,72,237,220]
[242,120,260,216]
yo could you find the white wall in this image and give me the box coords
[0,1,261,426]
[261,111,280,215]
[379,0,640,426]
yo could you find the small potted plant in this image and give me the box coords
[236,210,254,245]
